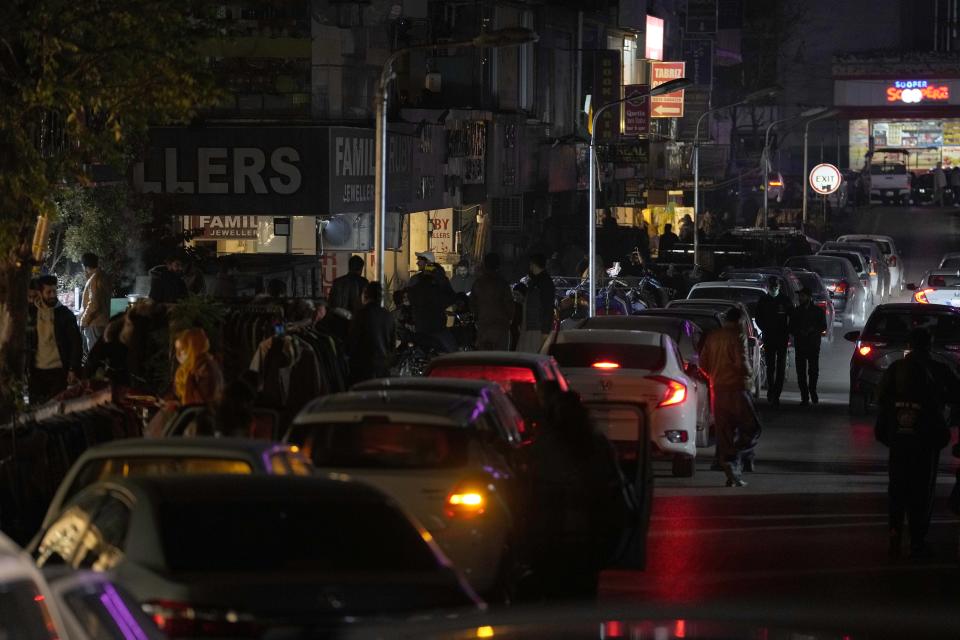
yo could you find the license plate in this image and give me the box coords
[886,191,895,196]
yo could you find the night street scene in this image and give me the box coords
[7,0,960,638]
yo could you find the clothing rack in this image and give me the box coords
[0,386,116,431]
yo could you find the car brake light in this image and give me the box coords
[592,361,620,369]
[814,300,827,308]
[768,180,783,187]
[914,288,933,304]
[647,376,687,407]
[858,345,873,357]
[888,256,897,267]
[446,484,487,519]
[143,601,261,638]
[833,280,848,295]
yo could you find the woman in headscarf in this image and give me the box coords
[173,327,224,407]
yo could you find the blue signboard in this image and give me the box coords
[682,39,714,87]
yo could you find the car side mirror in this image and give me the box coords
[844,330,860,342]
[906,283,917,290]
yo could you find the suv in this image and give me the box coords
[844,303,960,414]
[821,241,889,299]
[836,235,905,294]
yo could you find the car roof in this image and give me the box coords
[91,474,387,504]
[940,252,960,259]
[427,351,554,368]
[554,329,665,346]
[669,298,740,307]
[352,377,500,395]
[78,437,290,460]
[295,390,483,426]
[839,234,895,244]
[819,250,865,263]
[789,254,848,263]
[871,302,960,313]
[581,315,693,331]
[690,280,767,291]
[636,308,722,322]
[925,269,960,277]
[823,241,876,253]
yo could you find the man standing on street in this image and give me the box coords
[148,253,188,304]
[79,252,110,354]
[348,282,396,384]
[700,307,760,486]
[658,223,679,257]
[28,275,82,404]
[876,328,960,557]
[756,276,793,406]
[517,254,555,353]
[329,255,368,317]
[470,253,514,350]
[407,262,457,352]
[933,161,948,207]
[790,287,827,406]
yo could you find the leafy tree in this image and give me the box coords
[0,0,219,419]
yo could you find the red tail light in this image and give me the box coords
[888,256,897,267]
[143,601,261,638]
[446,483,487,519]
[858,345,873,357]
[833,280,848,295]
[592,361,620,369]
[814,300,828,308]
[856,342,886,358]
[647,376,687,408]
[914,288,933,304]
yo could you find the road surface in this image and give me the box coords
[600,205,960,626]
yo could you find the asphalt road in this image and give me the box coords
[600,205,960,627]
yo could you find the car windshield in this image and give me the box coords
[787,257,845,278]
[549,342,666,370]
[288,422,470,469]
[820,252,866,273]
[862,311,960,343]
[926,274,960,288]
[688,287,764,316]
[160,498,439,573]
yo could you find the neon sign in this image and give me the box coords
[886,80,950,104]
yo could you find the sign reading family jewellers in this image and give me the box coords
[134,126,444,216]
[835,78,960,107]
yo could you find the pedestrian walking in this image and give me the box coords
[470,253,514,351]
[148,253,188,304]
[78,252,110,354]
[406,262,457,352]
[329,255,368,317]
[172,327,224,408]
[517,254,555,353]
[876,327,960,557]
[934,162,948,207]
[348,282,396,384]
[27,275,82,404]
[658,223,679,257]
[700,307,761,486]
[756,276,793,406]
[790,287,827,406]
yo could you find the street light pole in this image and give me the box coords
[374,28,538,304]
[761,106,829,228]
[802,109,840,227]
[587,77,691,317]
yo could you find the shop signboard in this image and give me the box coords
[645,15,664,60]
[593,50,622,141]
[623,85,650,137]
[835,78,960,106]
[189,215,259,239]
[428,209,455,255]
[650,61,686,118]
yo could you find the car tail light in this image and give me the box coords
[646,376,687,408]
[592,361,620,369]
[768,180,783,187]
[888,256,897,267]
[446,484,487,519]
[914,288,933,304]
[856,342,886,358]
[832,280,848,295]
[814,300,828,308]
[143,601,261,638]
[858,345,873,357]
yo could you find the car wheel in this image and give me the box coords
[849,391,868,416]
[672,455,695,478]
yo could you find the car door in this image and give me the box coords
[605,401,653,572]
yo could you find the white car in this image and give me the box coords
[939,252,960,270]
[0,533,159,639]
[288,390,523,599]
[546,329,698,477]
[836,234,905,294]
[910,270,960,307]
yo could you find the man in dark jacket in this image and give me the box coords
[470,253,514,350]
[876,328,960,557]
[406,263,457,352]
[329,255,368,316]
[756,276,794,406]
[348,282,396,383]
[518,254,555,353]
[28,275,82,404]
[148,254,188,304]
[658,223,679,257]
[790,287,827,405]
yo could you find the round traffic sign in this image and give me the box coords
[809,163,842,195]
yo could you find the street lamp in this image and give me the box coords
[587,77,692,318]
[374,28,538,302]
[761,106,829,227]
[692,86,779,267]
[801,108,841,226]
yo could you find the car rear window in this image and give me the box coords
[862,311,960,343]
[927,274,960,288]
[428,364,538,391]
[289,422,470,469]
[688,287,764,316]
[549,342,665,370]
[787,257,844,278]
[160,498,439,573]
[941,257,960,270]
[794,272,825,294]
[821,252,865,273]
